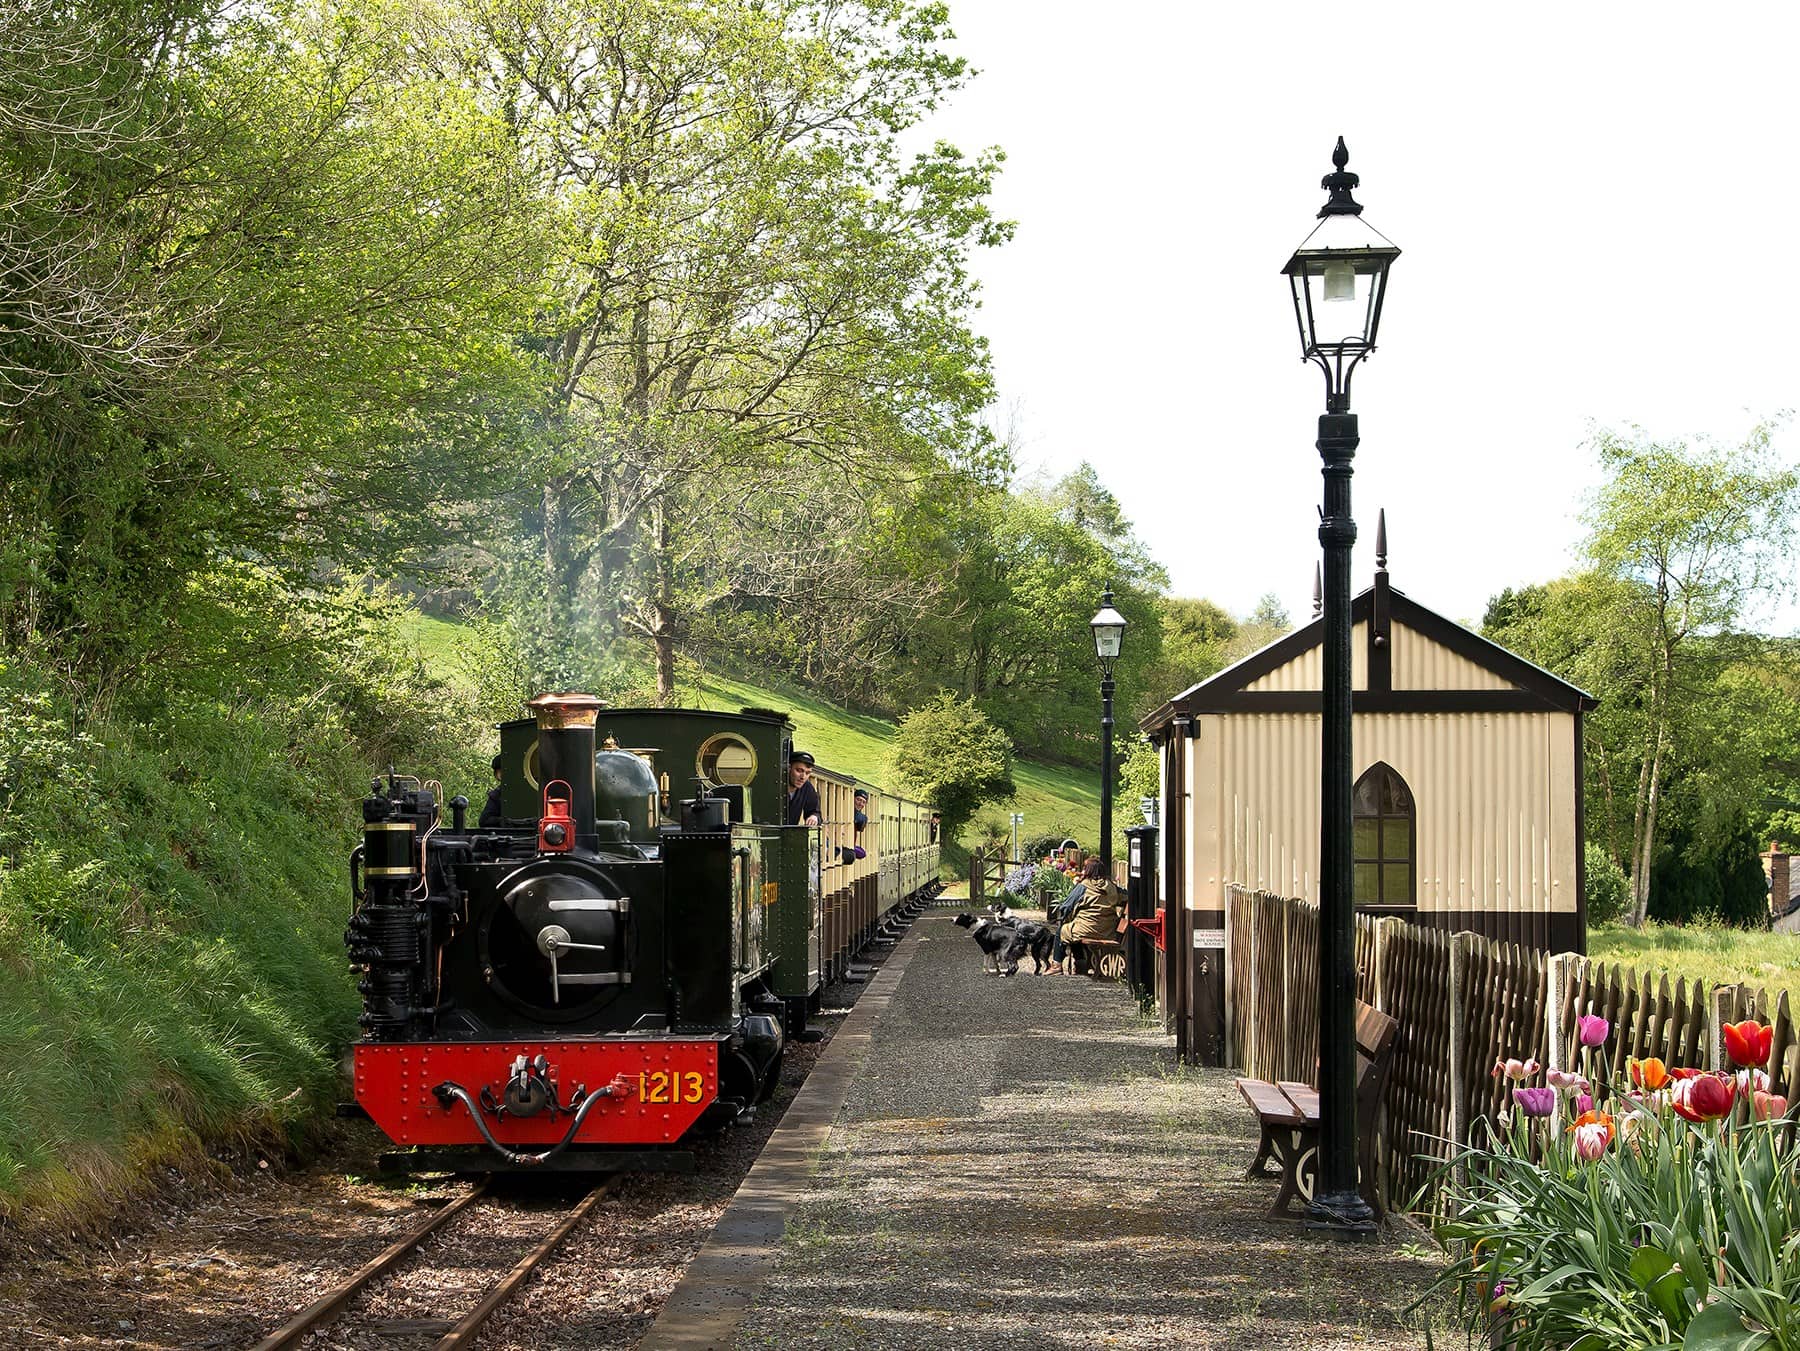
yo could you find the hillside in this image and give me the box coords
[397,615,1106,864]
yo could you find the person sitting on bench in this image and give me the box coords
[1056,859,1122,975]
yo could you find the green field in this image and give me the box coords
[1587,921,1800,1008]
[394,613,1107,866]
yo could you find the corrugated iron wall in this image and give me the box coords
[1187,710,1579,938]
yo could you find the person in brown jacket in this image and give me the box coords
[1057,859,1123,974]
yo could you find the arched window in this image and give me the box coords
[1353,763,1415,907]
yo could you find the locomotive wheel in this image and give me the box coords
[757,1049,784,1103]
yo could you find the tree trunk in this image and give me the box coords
[652,499,676,705]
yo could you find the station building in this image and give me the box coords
[1139,544,1595,980]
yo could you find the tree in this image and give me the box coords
[1485,424,1800,927]
[0,0,539,680]
[444,0,1008,700]
[886,693,1015,843]
[1583,424,1799,925]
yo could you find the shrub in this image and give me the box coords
[1584,840,1630,925]
[887,693,1015,842]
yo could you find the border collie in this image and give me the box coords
[952,912,1055,976]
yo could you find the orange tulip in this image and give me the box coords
[1630,1057,1670,1091]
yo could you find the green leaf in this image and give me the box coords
[1631,1245,1677,1290]
[1682,1302,1772,1351]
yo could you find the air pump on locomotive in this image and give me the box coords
[345,693,808,1172]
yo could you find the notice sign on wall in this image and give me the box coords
[1193,928,1225,950]
[1128,838,1141,879]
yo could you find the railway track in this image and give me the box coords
[251,1176,616,1349]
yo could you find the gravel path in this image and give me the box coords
[733,911,1447,1350]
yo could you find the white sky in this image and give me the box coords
[915,1,1800,631]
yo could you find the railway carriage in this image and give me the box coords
[345,694,939,1173]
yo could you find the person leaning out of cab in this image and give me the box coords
[786,750,821,827]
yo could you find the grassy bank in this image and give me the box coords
[1588,920,1800,1005]
[0,587,486,1225]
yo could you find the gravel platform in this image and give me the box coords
[731,911,1446,1350]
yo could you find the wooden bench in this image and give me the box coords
[1064,910,1129,980]
[1233,1001,1398,1220]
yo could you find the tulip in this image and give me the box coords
[1547,1067,1591,1095]
[1630,1058,1671,1091]
[1735,1067,1770,1096]
[1572,1121,1610,1161]
[1576,1093,1594,1116]
[1576,1015,1610,1048]
[1513,1086,1556,1117]
[1752,1090,1789,1121]
[1723,1020,1773,1069]
[1492,1057,1541,1081]
[1671,1073,1735,1123]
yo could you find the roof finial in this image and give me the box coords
[1375,508,1388,573]
[1312,561,1323,618]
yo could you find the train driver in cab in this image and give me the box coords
[786,750,822,826]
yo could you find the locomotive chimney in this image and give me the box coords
[527,693,602,848]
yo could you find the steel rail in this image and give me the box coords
[250,1179,490,1350]
[432,1179,614,1349]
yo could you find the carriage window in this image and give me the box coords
[1352,763,1415,906]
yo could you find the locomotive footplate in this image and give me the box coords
[355,1040,720,1153]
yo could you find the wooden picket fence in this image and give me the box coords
[1223,886,1800,1213]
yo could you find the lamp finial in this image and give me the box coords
[1312,562,1323,619]
[1376,509,1388,573]
[1319,137,1364,218]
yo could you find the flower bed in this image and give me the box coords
[1428,1017,1800,1349]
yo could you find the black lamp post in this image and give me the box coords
[1089,587,1128,873]
[1281,137,1398,1238]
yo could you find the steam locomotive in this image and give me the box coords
[344,693,940,1172]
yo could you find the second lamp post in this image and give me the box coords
[1281,138,1399,1238]
[1090,588,1128,873]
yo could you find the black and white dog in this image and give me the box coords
[952,911,1055,976]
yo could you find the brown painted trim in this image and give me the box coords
[1412,908,1583,953]
[1369,570,1392,693]
[1573,710,1588,956]
[1184,689,1572,714]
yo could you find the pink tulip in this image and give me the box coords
[1576,1093,1594,1116]
[1492,1058,1541,1082]
[1576,1016,1610,1048]
[1753,1090,1789,1121]
[1547,1068,1590,1095]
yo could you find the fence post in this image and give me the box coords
[1711,984,1739,1072]
[1545,952,1578,1073]
[1448,932,1478,1177]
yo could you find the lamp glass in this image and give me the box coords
[1089,601,1127,661]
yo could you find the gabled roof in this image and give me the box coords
[1140,585,1596,735]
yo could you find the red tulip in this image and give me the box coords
[1671,1073,1736,1123]
[1723,1020,1773,1069]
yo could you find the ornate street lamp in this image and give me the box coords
[1282,138,1398,1239]
[1090,587,1128,873]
